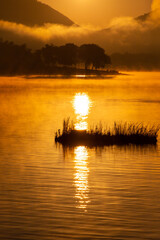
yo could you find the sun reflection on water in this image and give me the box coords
[74,146,90,210]
[73,93,91,130]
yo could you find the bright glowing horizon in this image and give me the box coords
[41,0,152,27]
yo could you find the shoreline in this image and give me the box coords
[0,68,121,78]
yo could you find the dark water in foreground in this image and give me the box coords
[0,72,160,239]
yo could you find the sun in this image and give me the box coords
[73,93,91,130]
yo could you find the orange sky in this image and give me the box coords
[41,0,152,27]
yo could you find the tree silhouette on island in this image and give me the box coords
[0,40,114,76]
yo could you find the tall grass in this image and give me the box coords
[55,119,159,146]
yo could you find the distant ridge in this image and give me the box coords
[0,0,74,26]
[99,11,152,33]
[136,12,151,22]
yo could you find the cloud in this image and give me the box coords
[94,0,160,54]
[0,20,97,47]
[152,0,160,10]
[0,0,160,54]
[150,0,160,24]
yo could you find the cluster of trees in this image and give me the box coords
[0,40,111,75]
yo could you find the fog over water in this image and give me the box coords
[0,72,160,239]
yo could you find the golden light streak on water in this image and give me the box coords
[73,93,91,130]
[74,146,90,210]
[0,74,160,239]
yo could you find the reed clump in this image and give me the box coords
[55,119,159,146]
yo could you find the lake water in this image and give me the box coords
[0,72,160,240]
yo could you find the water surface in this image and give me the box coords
[0,72,160,239]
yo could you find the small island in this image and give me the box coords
[55,119,159,147]
[0,40,118,76]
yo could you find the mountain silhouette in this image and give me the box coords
[135,12,150,22]
[0,0,74,26]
